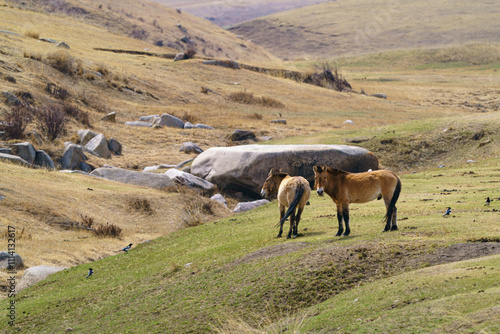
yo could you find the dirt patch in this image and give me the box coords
[425,242,500,266]
[225,242,310,269]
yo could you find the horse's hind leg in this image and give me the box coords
[294,207,304,238]
[383,197,392,232]
[335,205,344,237]
[277,204,286,238]
[287,210,296,239]
[342,207,350,236]
[391,206,398,231]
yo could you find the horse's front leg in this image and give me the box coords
[277,204,286,238]
[287,210,296,239]
[342,206,350,236]
[335,204,344,237]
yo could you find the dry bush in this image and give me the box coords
[45,50,74,75]
[181,111,197,123]
[62,102,91,127]
[249,112,263,120]
[129,26,149,40]
[304,63,351,92]
[175,187,219,228]
[229,91,256,104]
[46,83,69,100]
[127,198,154,214]
[259,96,284,108]
[23,50,42,61]
[94,64,109,76]
[24,30,39,39]
[93,223,122,238]
[184,48,197,59]
[0,105,31,139]
[33,101,68,141]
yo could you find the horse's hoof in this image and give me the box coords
[343,232,350,237]
[391,226,398,231]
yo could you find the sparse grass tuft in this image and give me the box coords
[45,50,74,75]
[24,30,40,39]
[23,49,42,61]
[93,222,122,238]
[229,92,285,108]
[127,198,154,214]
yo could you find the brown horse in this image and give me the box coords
[313,166,401,236]
[261,168,311,239]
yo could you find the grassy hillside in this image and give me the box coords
[229,0,500,60]
[154,0,331,27]
[2,158,499,333]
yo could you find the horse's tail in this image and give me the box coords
[384,176,401,225]
[278,183,305,227]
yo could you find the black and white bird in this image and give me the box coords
[86,268,93,278]
[485,197,491,206]
[443,207,451,217]
[119,243,133,253]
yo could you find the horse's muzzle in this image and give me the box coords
[316,188,324,196]
[260,189,267,198]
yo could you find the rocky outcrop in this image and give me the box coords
[91,167,175,189]
[0,251,24,270]
[164,169,216,195]
[16,265,67,293]
[60,143,85,170]
[154,114,185,129]
[180,142,203,154]
[85,134,111,159]
[191,145,379,196]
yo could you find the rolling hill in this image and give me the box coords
[229,0,500,60]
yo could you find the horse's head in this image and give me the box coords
[313,165,328,196]
[261,168,286,198]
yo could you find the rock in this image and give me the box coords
[271,119,287,124]
[180,142,203,154]
[10,142,36,164]
[0,147,12,154]
[91,167,175,189]
[180,36,191,43]
[0,251,24,270]
[233,199,270,213]
[184,122,196,129]
[125,121,153,127]
[60,144,85,170]
[16,265,67,293]
[101,112,116,122]
[164,169,216,195]
[79,161,94,172]
[35,150,55,170]
[139,115,157,122]
[370,93,387,99]
[210,194,227,207]
[0,153,31,166]
[191,145,379,197]
[39,37,57,43]
[173,53,186,61]
[229,129,256,141]
[0,194,4,201]
[195,124,214,130]
[154,114,185,128]
[0,131,5,140]
[78,129,99,146]
[344,120,355,125]
[107,138,122,155]
[85,134,111,159]
[1,91,21,106]
[56,41,70,49]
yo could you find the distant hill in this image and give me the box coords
[229,0,500,60]
[153,0,331,27]
[8,0,279,63]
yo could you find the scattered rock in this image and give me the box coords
[1,91,21,106]
[164,169,217,195]
[91,167,175,189]
[78,129,99,146]
[125,121,153,127]
[107,138,122,155]
[0,147,12,154]
[17,265,67,293]
[180,142,203,154]
[271,119,287,124]
[210,194,227,207]
[173,53,186,61]
[195,124,214,130]
[10,142,36,164]
[39,37,58,43]
[56,41,70,49]
[60,144,85,170]
[229,129,256,141]
[85,134,111,159]
[139,115,157,122]
[0,251,24,270]
[344,120,355,125]
[154,114,185,128]
[184,122,196,129]
[233,199,270,213]
[0,153,31,166]
[35,150,55,170]
[101,112,116,122]
[370,93,387,99]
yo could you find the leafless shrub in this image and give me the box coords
[154,40,164,47]
[0,105,31,139]
[23,50,42,61]
[181,111,197,123]
[127,198,154,214]
[304,63,352,92]
[46,50,74,75]
[79,214,95,229]
[229,91,255,104]
[46,83,69,100]
[259,96,284,108]
[129,26,149,40]
[93,223,122,238]
[33,102,68,141]
[62,102,91,127]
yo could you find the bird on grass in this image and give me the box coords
[443,207,451,217]
[86,268,93,278]
[119,243,133,253]
[485,197,491,206]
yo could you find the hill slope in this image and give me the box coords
[229,0,500,60]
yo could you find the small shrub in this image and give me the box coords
[229,91,255,104]
[80,214,95,229]
[184,48,197,59]
[304,63,352,92]
[154,40,164,47]
[24,30,39,39]
[127,198,154,214]
[46,51,74,75]
[93,223,122,238]
[0,105,31,139]
[129,26,149,40]
[181,111,197,123]
[46,83,69,100]
[23,50,42,61]
[259,96,284,108]
[249,112,263,120]
[93,64,109,76]
[34,102,68,141]
[229,92,285,108]
[61,102,91,127]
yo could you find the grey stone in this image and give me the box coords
[10,142,36,164]
[184,122,196,129]
[173,53,186,61]
[154,114,184,129]
[370,93,387,99]
[195,124,214,130]
[0,153,31,166]
[35,150,55,170]
[0,147,12,154]
[91,167,175,189]
[233,199,270,213]
[39,37,57,43]
[78,129,98,146]
[139,115,157,122]
[17,265,67,293]
[229,129,256,141]
[164,169,216,195]
[79,161,93,172]
[101,112,116,122]
[270,119,287,124]
[108,138,122,155]
[85,134,111,159]
[180,142,203,154]
[0,131,5,140]
[191,145,379,197]
[0,251,24,270]
[125,121,153,127]
[60,144,84,170]
[210,194,227,207]
[56,41,70,49]
[1,91,21,106]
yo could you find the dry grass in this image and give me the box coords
[24,29,39,39]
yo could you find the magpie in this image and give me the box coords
[443,207,451,217]
[485,197,491,206]
[119,243,133,253]
[86,268,93,278]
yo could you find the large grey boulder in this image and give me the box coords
[10,142,36,164]
[0,251,24,270]
[60,144,85,170]
[233,199,270,213]
[0,153,31,167]
[16,265,67,293]
[230,129,256,141]
[164,169,217,195]
[108,138,122,155]
[125,121,153,127]
[78,129,98,146]
[154,114,185,128]
[85,134,111,159]
[35,150,55,170]
[191,145,379,196]
[91,167,175,189]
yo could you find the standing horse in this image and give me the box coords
[313,166,401,236]
[261,168,311,239]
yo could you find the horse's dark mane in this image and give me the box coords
[325,167,348,175]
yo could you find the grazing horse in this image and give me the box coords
[261,168,311,239]
[313,166,401,236]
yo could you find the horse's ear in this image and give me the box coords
[313,166,322,173]
[269,168,281,176]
